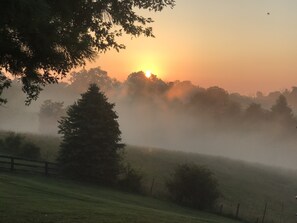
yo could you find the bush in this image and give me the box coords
[0,133,41,160]
[18,142,41,160]
[118,164,144,194]
[166,163,220,210]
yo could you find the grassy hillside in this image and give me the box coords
[1,131,297,223]
[125,146,297,223]
[0,172,240,223]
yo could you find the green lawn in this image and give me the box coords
[0,172,241,223]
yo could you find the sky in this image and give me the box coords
[86,0,297,95]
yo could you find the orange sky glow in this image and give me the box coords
[84,0,297,95]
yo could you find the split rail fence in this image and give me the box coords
[0,154,58,176]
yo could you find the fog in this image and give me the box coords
[1,67,297,169]
[117,92,297,169]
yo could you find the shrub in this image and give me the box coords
[18,142,41,160]
[0,133,41,160]
[118,164,144,194]
[166,163,220,210]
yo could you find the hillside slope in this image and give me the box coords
[1,131,297,223]
[125,146,297,223]
[0,172,240,223]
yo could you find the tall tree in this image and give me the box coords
[271,95,293,119]
[69,67,121,93]
[0,0,175,104]
[58,84,124,184]
[271,95,296,127]
[245,103,268,121]
[125,71,168,100]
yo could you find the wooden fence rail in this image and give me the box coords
[0,154,58,176]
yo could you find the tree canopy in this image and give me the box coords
[0,0,175,104]
[58,84,124,184]
[270,94,295,126]
[271,95,293,118]
[69,67,121,93]
[39,100,66,135]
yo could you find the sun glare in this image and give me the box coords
[145,70,152,78]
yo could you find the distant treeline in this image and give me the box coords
[1,67,297,136]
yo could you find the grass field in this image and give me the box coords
[0,172,241,223]
[125,146,297,223]
[1,131,297,223]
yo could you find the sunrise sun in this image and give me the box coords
[145,70,152,78]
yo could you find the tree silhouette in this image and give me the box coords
[0,0,175,104]
[0,133,41,159]
[69,67,121,93]
[58,84,124,184]
[269,95,297,130]
[39,100,66,135]
[245,103,268,121]
[271,95,293,120]
[125,71,168,100]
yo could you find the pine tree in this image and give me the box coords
[271,95,293,117]
[270,95,296,128]
[58,84,124,184]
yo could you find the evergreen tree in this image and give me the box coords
[271,95,295,125]
[271,95,293,117]
[58,84,124,184]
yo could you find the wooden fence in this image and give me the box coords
[214,200,288,223]
[0,155,58,176]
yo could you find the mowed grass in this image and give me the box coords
[0,172,241,223]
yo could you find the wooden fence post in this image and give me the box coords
[219,204,223,215]
[280,202,284,223]
[235,203,240,218]
[10,157,14,171]
[45,162,49,176]
[262,202,268,223]
[150,177,155,195]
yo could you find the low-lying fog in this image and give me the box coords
[1,68,297,169]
